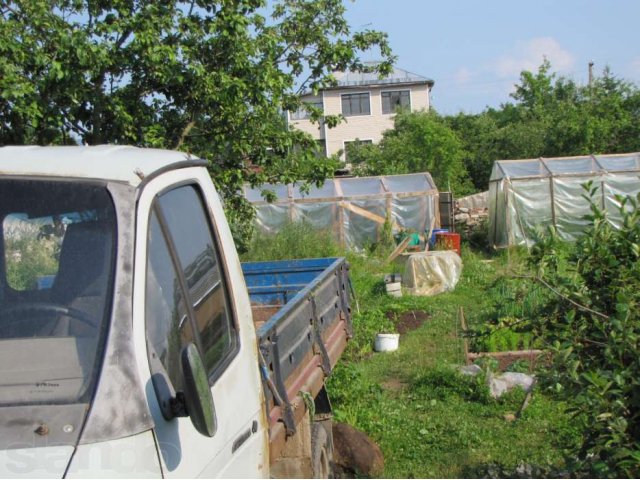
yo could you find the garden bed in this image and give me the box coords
[385,309,430,334]
[466,349,546,372]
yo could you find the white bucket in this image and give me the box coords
[384,273,402,284]
[374,333,400,352]
[385,281,402,297]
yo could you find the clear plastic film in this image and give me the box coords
[254,203,290,234]
[457,191,488,209]
[489,153,640,247]
[552,176,594,240]
[603,173,640,226]
[343,198,387,249]
[247,173,440,251]
[400,251,462,296]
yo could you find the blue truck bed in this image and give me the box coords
[241,257,352,458]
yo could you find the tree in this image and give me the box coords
[0,0,394,248]
[447,61,640,191]
[582,69,640,153]
[351,110,473,195]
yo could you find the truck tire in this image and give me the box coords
[311,421,333,478]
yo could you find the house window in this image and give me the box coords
[344,139,373,162]
[341,93,370,116]
[290,101,323,121]
[381,90,410,114]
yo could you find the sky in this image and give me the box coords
[343,0,640,115]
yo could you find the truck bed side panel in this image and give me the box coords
[242,258,352,460]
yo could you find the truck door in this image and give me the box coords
[133,169,267,478]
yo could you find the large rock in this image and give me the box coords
[332,422,384,477]
[488,372,535,398]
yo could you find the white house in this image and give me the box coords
[289,66,434,159]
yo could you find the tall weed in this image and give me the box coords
[241,220,342,261]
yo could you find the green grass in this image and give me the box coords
[243,224,580,478]
[329,246,580,477]
[329,362,578,478]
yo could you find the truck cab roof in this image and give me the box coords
[0,145,203,185]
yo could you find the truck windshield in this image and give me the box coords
[0,179,116,406]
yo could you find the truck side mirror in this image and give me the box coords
[181,343,217,437]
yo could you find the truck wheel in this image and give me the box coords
[311,421,333,478]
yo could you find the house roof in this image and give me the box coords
[329,64,434,90]
[0,145,202,185]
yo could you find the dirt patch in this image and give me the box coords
[386,310,430,334]
[381,377,407,392]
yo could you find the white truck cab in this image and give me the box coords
[0,146,352,478]
[0,146,268,477]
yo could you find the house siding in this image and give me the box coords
[290,83,432,159]
[288,95,324,139]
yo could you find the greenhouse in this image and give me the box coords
[488,153,640,247]
[244,173,439,250]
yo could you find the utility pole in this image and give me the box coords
[588,61,594,86]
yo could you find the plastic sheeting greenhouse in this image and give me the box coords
[244,173,439,250]
[489,153,640,247]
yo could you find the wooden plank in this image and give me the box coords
[339,201,395,227]
[459,306,470,365]
[288,184,294,222]
[424,215,436,252]
[249,189,440,206]
[337,203,345,247]
[379,176,390,193]
[386,236,411,264]
[384,196,393,243]
[334,180,346,248]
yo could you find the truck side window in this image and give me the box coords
[146,184,237,389]
[146,210,195,394]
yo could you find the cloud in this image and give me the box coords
[493,37,575,78]
[454,67,473,85]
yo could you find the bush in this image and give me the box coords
[529,185,640,477]
[459,217,491,252]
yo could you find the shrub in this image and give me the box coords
[459,217,491,252]
[529,185,640,477]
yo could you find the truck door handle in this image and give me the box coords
[231,421,258,454]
